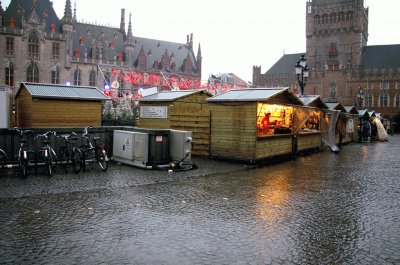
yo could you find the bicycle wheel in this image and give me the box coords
[50,148,57,169]
[98,149,108,171]
[59,146,69,170]
[72,149,82,174]
[20,159,28,178]
[0,149,6,170]
[46,157,53,177]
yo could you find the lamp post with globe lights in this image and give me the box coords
[294,55,309,96]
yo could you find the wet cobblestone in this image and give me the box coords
[1,136,399,264]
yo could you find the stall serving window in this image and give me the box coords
[257,103,293,137]
[295,108,322,133]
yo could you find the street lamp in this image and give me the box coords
[357,86,365,108]
[294,55,309,96]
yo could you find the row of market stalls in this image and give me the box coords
[138,87,380,163]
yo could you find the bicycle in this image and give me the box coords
[35,131,57,177]
[15,128,34,178]
[79,126,108,172]
[57,132,82,173]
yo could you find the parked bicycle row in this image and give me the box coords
[0,126,109,177]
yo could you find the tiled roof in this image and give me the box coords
[362,45,400,70]
[18,82,109,101]
[3,0,62,33]
[265,53,303,75]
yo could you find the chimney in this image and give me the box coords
[120,9,126,33]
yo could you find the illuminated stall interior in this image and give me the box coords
[297,95,330,133]
[257,103,294,136]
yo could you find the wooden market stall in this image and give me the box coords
[344,105,359,143]
[296,95,329,153]
[325,102,347,146]
[206,88,304,162]
[137,90,212,156]
[15,82,109,128]
[358,109,371,142]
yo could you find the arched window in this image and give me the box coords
[5,62,14,87]
[395,93,400,107]
[28,31,40,59]
[27,62,39,83]
[74,68,81,86]
[365,91,374,107]
[51,66,60,84]
[89,70,97,87]
[380,90,388,107]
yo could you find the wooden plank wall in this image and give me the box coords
[16,88,33,127]
[297,133,321,152]
[255,135,293,160]
[16,87,102,128]
[209,102,258,161]
[138,93,211,157]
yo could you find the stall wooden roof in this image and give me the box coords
[207,88,304,105]
[139,90,212,102]
[358,109,370,117]
[299,95,329,109]
[344,105,359,114]
[16,82,109,101]
[325,102,347,112]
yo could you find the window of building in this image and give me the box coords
[89,70,96,87]
[381,81,389,90]
[52,42,60,60]
[74,69,81,86]
[5,62,14,87]
[365,91,373,107]
[28,31,40,59]
[379,90,388,107]
[395,94,400,107]
[6,37,14,56]
[27,62,39,83]
[396,81,400,89]
[51,66,60,84]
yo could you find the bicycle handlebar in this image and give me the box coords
[35,131,55,139]
[14,128,34,136]
[82,126,93,138]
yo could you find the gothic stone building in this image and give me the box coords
[0,0,202,98]
[253,0,400,118]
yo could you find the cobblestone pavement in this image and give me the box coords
[0,136,399,265]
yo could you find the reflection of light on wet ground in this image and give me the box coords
[361,146,369,161]
[255,173,291,222]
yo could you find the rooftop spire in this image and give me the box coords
[127,13,132,37]
[63,0,73,24]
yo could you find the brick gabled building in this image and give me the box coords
[0,0,202,97]
[253,0,400,118]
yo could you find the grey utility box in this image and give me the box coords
[113,130,149,168]
[169,129,192,163]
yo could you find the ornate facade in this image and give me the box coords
[0,0,202,98]
[253,0,400,118]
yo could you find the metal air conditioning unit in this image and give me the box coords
[169,129,192,163]
[113,130,149,168]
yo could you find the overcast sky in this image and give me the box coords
[2,0,400,83]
